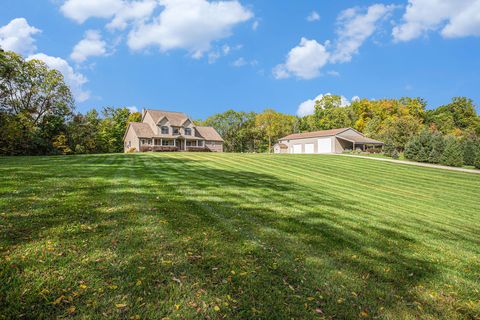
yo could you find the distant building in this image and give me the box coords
[124,109,224,152]
[275,128,383,154]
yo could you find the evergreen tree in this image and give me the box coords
[404,136,421,161]
[474,146,480,169]
[428,133,445,164]
[463,138,478,166]
[440,136,464,167]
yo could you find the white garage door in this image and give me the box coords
[317,137,332,153]
[292,144,302,154]
[305,143,314,154]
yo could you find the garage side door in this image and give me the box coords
[317,137,332,153]
[305,143,314,154]
[292,144,302,154]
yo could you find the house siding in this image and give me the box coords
[206,141,223,152]
[124,126,140,152]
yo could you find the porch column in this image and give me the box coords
[174,139,176,147]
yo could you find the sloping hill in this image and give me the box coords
[1,153,479,319]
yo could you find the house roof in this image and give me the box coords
[145,109,190,126]
[280,128,350,140]
[195,126,224,142]
[128,122,154,138]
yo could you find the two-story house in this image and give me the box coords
[124,109,224,152]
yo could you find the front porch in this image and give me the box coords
[139,137,207,152]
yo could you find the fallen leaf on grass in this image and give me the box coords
[67,306,76,314]
[213,305,220,311]
[115,303,127,309]
[360,310,369,318]
[52,295,65,305]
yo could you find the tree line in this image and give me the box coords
[0,50,142,155]
[2,48,480,167]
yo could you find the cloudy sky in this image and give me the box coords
[1,0,479,118]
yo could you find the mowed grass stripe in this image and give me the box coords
[183,153,480,232]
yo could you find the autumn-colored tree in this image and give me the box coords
[255,109,296,153]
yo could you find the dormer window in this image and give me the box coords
[184,128,191,136]
[161,126,169,134]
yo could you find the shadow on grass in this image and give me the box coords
[0,153,471,319]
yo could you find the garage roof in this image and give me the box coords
[280,128,350,140]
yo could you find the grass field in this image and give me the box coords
[1,153,479,319]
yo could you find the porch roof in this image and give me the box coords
[337,135,384,145]
[152,135,205,140]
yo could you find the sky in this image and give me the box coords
[1,0,479,119]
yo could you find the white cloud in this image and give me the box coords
[273,38,330,80]
[274,4,394,80]
[60,0,124,24]
[107,0,158,31]
[296,93,355,117]
[232,57,257,67]
[330,4,396,63]
[0,18,41,55]
[307,11,320,22]
[393,0,480,41]
[252,20,259,30]
[233,57,247,67]
[127,106,139,113]
[127,0,253,57]
[70,30,108,63]
[326,70,340,77]
[27,53,90,102]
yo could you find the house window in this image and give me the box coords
[161,126,169,134]
[184,128,191,136]
[198,140,204,147]
[172,127,179,135]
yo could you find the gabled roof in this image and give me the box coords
[145,109,190,126]
[280,128,350,140]
[127,122,154,138]
[195,126,224,142]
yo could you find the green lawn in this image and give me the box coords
[1,153,479,319]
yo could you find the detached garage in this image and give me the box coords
[275,128,384,154]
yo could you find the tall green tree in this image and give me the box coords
[255,109,296,153]
[0,50,74,155]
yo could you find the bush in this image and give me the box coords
[440,136,464,167]
[126,147,136,153]
[391,149,400,159]
[383,143,397,157]
[75,144,86,154]
[366,147,382,154]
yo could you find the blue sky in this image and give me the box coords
[1,0,479,119]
